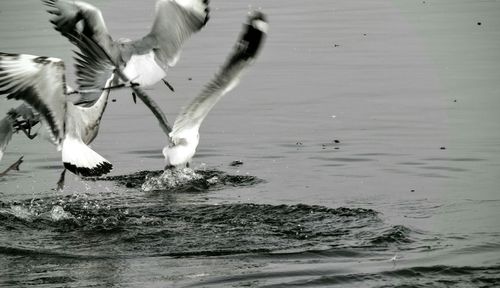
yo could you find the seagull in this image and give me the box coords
[42,0,210,105]
[163,11,268,168]
[0,34,117,188]
[0,104,38,162]
[0,104,36,176]
[94,11,267,169]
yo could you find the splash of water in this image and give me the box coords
[141,168,204,192]
[9,205,35,221]
[50,205,74,221]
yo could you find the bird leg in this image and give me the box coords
[56,169,66,191]
[69,82,140,95]
[129,81,141,104]
[104,82,139,90]
[162,78,175,92]
[0,156,23,177]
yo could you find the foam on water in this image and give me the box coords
[8,205,35,221]
[94,168,264,192]
[0,194,498,287]
[141,168,204,191]
[50,205,74,221]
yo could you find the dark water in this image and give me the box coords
[1,0,500,287]
[1,170,499,287]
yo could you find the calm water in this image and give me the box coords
[1,0,500,287]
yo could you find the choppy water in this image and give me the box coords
[1,171,499,287]
[1,0,500,287]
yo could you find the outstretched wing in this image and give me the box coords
[71,31,174,135]
[0,53,67,146]
[42,0,116,61]
[68,32,115,106]
[134,0,210,69]
[68,33,116,137]
[171,11,267,139]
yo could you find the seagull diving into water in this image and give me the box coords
[0,34,118,188]
[163,11,268,168]
[91,11,268,169]
[42,0,210,105]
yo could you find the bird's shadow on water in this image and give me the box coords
[89,168,265,193]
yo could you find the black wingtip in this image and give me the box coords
[238,11,268,60]
[64,161,113,177]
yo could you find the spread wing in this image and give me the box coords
[42,0,117,61]
[171,11,267,139]
[0,53,67,146]
[71,31,174,135]
[68,33,116,130]
[135,0,210,69]
[68,32,115,106]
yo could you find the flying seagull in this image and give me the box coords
[93,11,267,169]
[42,0,210,105]
[0,34,117,188]
[163,11,268,168]
[0,104,38,162]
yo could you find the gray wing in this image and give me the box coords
[0,53,67,146]
[171,11,267,138]
[130,85,172,135]
[68,33,115,106]
[68,34,117,142]
[72,32,173,135]
[42,0,118,62]
[130,0,210,69]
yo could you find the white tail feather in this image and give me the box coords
[61,136,112,177]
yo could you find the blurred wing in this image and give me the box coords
[141,0,210,69]
[0,114,14,161]
[130,85,173,135]
[0,53,67,145]
[68,33,115,106]
[71,32,173,135]
[171,11,267,138]
[42,0,116,59]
